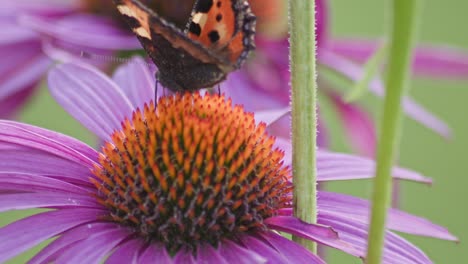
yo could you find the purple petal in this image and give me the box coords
[255,107,290,126]
[48,62,134,141]
[106,238,145,264]
[0,146,95,186]
[0,192,98,212]
[329,38,468,78]
[0,120,97,167]
[55,227,130,263]
[173,249,196,264]
[274,138,431,183]
[318,50,451,138]
[0,48,50,101]
[264,215,362,257]
[218,239,266,263]
[319,212,432,264]
[318,191,457,241]
[196,244,229,264]
[29,222,118,264]
[3,0,79,16]
[112,57,155,109]
[0,172,92,194]
[19,14,140,50]
[138,243,173,263]
[257,232,326,264]
[327,91,376,157]
[239,235,290,264]
[0,22,38,44]
[0,208,105,263]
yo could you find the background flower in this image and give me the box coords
[226,0,468,157]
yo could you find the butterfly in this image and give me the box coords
[113,0,256,92]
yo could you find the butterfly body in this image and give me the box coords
[114,0,256,92]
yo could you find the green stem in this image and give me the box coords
[366,0,421,263]
[289,0,317,253]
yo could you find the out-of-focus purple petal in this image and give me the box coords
[319,50,452,138]
[257,232,326,264]
[218,239,266,263]
[255,107,290,126]
[329,38,468,78]
[0,84,36,119]
[106,238,145,264]
[55,226,130,263]
[0,52,50,100]
[0,192,98,212]
[112,57,155,109]
[0,22,38,44]
[19,14,140,50]
[173,249,196,264]
[196,244,229,264]
[29,222,118,264]
[265,215,362,257]
[3,0,80,16]
[0,120,97,166]
[319,212,432,264]
[0,208,105,263]
[138,243,173,263]
[48,62,134,141]
[327,91,376,157]
[318,191,457,241]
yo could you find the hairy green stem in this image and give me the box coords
[289,0,317,253]
[366,0,421,263]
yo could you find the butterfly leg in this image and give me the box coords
[217,84,221,96]
[154,78,159,105]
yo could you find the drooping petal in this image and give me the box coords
[0,192,98,212]
[55,227,130,263]
[137,243,173,263]
[0,172,92,194]
[318,191,457,241]
[48,62,134,141]
[218,239,266,263]
[112,57,156,109]
[328,38,468,78]
[0,120,97,167]
[239,235,292,264]
[0,146,95,186]
[257,232,326,264]
[264,215,362,257]
[319,212,433,264]
[173,249,196,264]
[106,238,145,264]
[319,50,451,138]
[0,208,105,263]
[196,244,229,264]
[274,137,432,183]
[29,222,118,264]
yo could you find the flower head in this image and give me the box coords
[0,59,456,263]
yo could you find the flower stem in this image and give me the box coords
[289,0,318,253]
[366,0,421,263]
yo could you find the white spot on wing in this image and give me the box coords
[117,5,135,17]
[135,27,151,40]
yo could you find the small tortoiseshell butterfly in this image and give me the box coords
[113,0,256,92]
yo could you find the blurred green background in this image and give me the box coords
[1,0,467,263]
